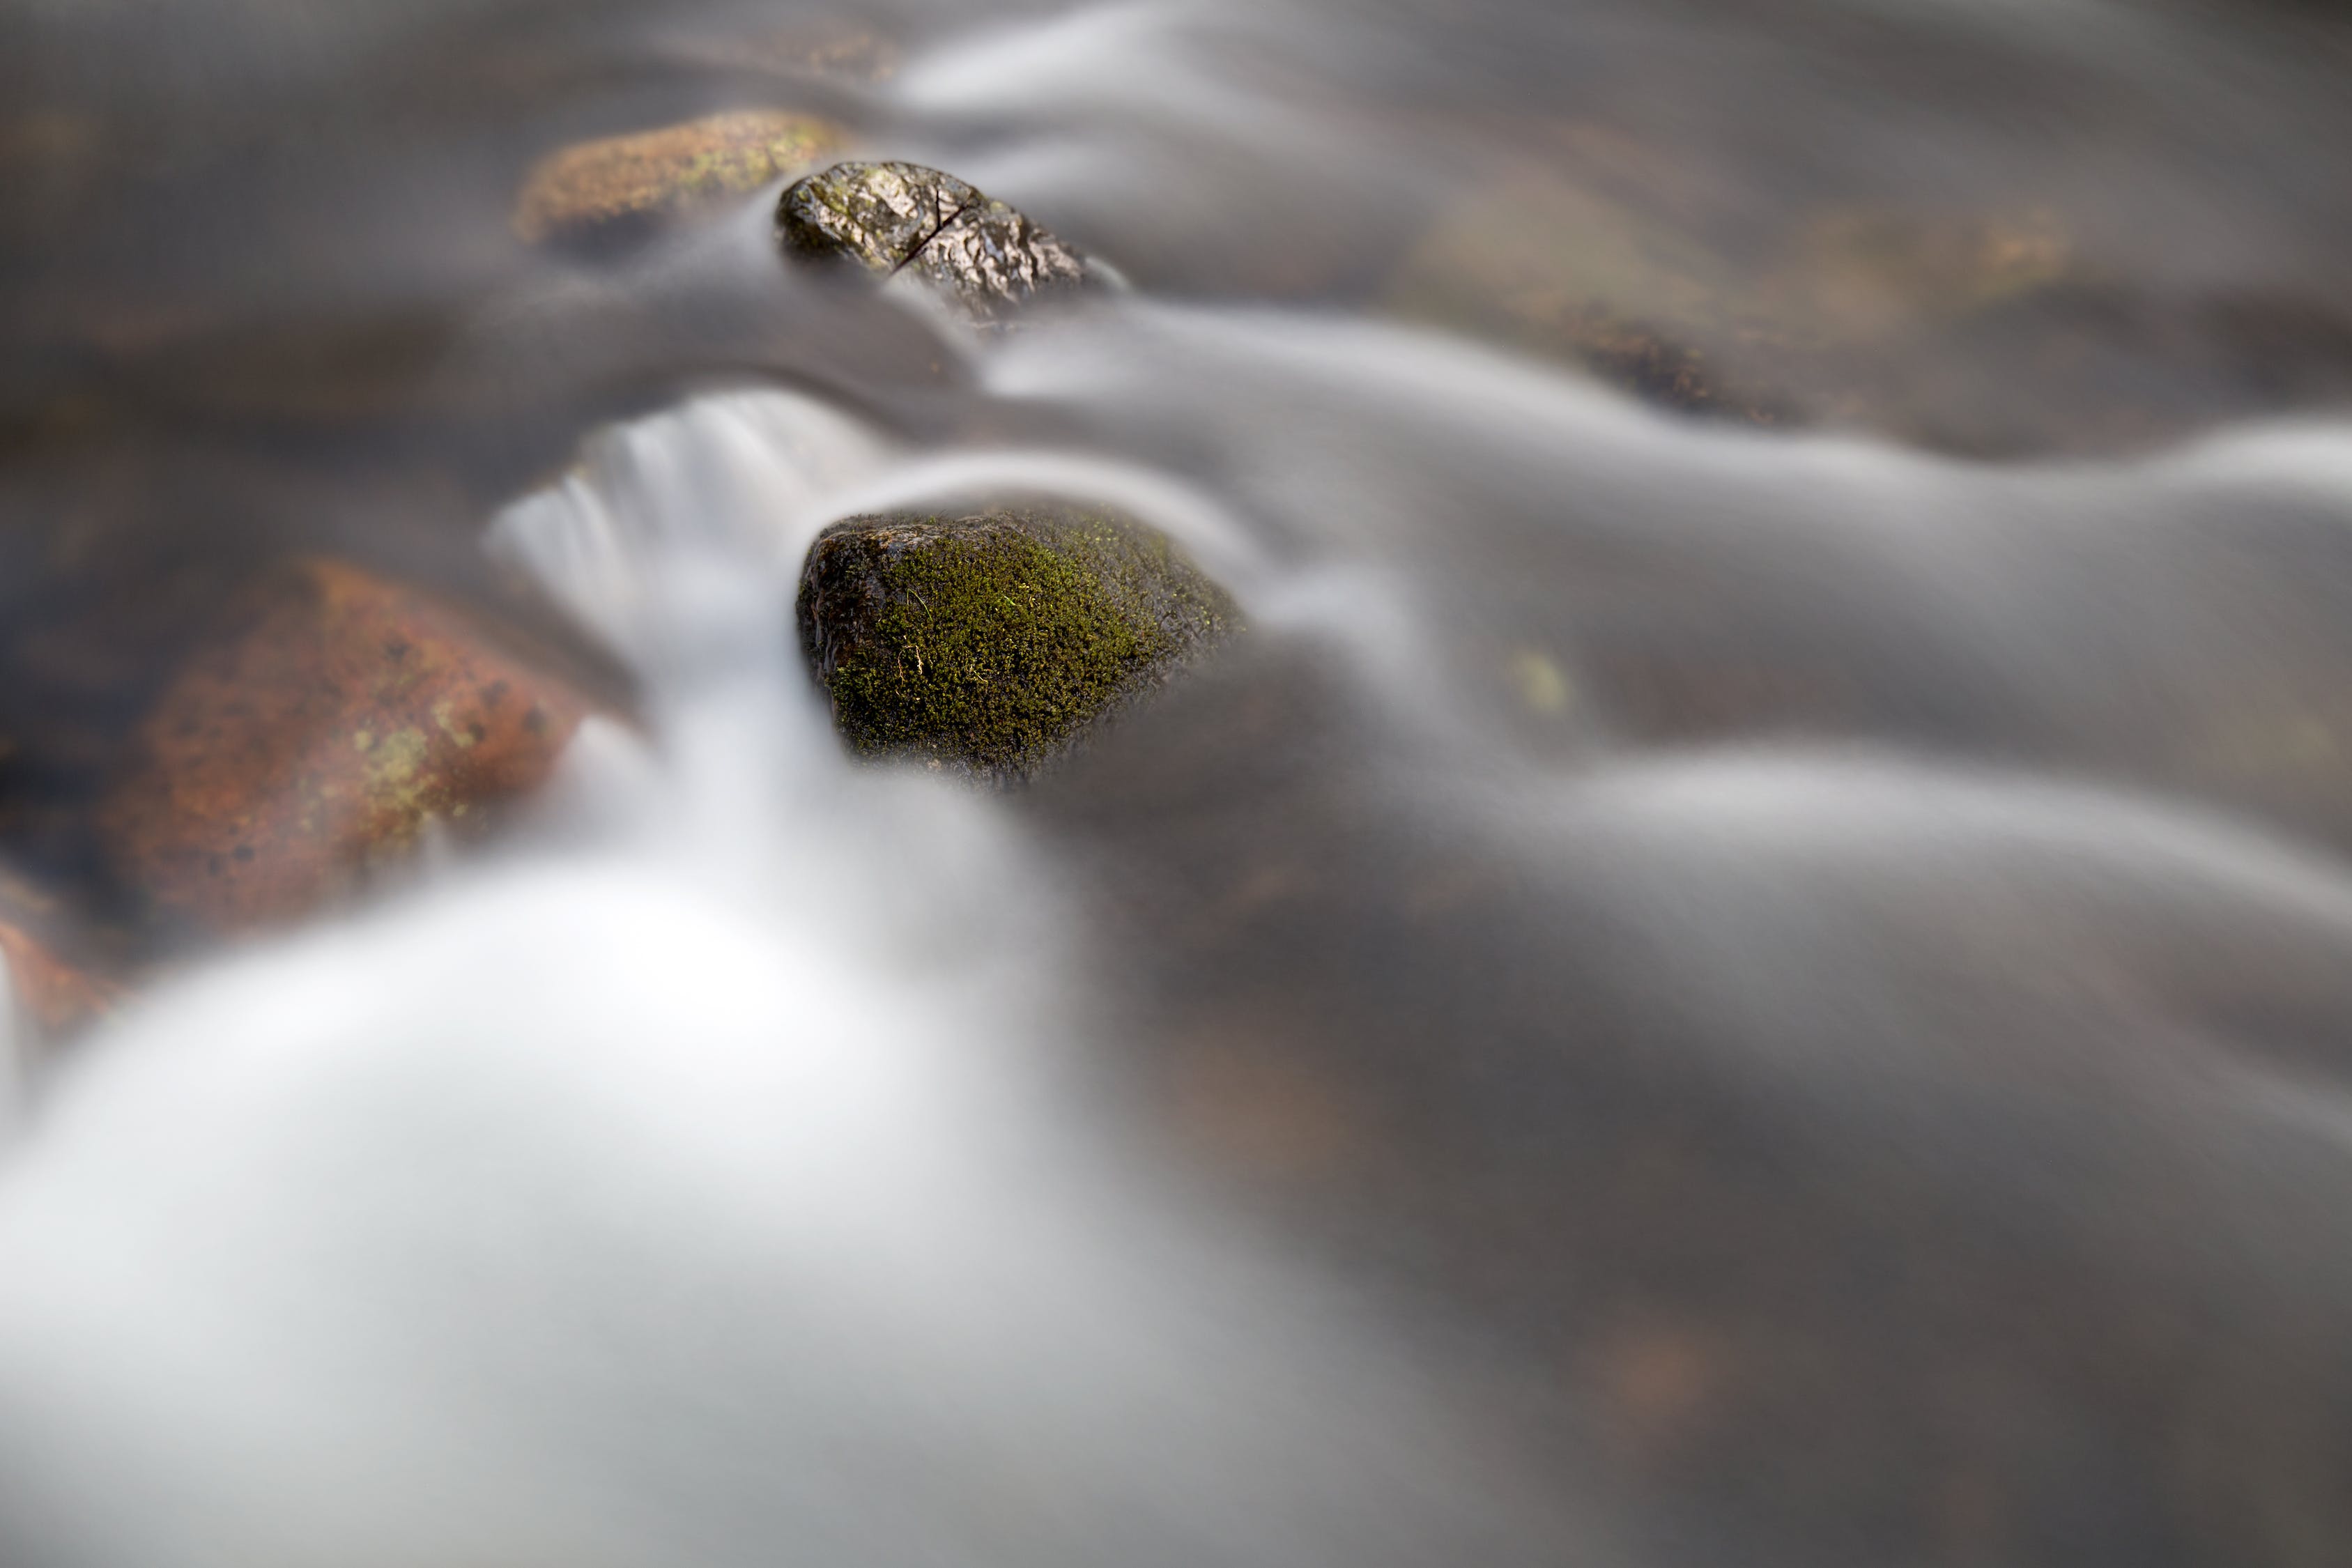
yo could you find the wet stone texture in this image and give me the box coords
[0,868,116,1043]
[775,161,1096,327]
[95,560,593,938]
[513,109,844,247]
[798,507,1234,782]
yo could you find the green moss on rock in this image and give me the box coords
[798,507,1234,781]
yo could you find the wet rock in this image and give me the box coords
[0,870,116,1043]
[513,109,844,247]
[1781,206,2076,330]
[776,162,1095,327]
[95,559,593,937]
[1555,307,1799,427]
[1384,156,1763,406]
[798,506,1233,781]
[0,923,114,1040]
[1387,146,2352,455]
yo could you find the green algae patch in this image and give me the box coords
[798,507,1234,781]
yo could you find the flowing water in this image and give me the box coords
[6,2,2352,1565]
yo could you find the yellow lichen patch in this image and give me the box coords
[431,697,480,748]
[366,728,431,790]
[96,559,594,937]
[512,109,845,245]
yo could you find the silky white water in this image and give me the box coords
[6,0,2352,1564]
[0,382,1581,1568]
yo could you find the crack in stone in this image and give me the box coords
[886,194,975,279]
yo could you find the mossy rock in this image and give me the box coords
[776,161,1096,327]
[797,507,1235,781]
[513,110,844,247]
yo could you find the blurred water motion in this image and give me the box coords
[6,1,2352,1565]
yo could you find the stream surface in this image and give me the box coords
[6,2,2352,1565]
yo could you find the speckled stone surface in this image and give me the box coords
[776,161,1094,326]
[513,110,842,246]
[95,560,592,935]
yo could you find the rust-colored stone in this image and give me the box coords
[0,922,115,1038]
[0,873,116,1040]
[97,559,590,936]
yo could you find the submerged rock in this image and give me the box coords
[797,507,1233,781]
[1386,148,2352,454]
[514,109,843,247]
[775,162,1095,327]
[96,560,595,937]
[1553,307,1799,427]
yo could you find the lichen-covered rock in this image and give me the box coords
[797,507,1233,781]
[95,560,594,936]
[775,162,1094,327]
[514,109,843,247]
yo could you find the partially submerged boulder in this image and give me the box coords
[96,560,595,937]
[797,507,1233,781]
[514,109,844,247]
[775,162,1096,327]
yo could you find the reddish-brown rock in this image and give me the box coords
[97,559,592,937]
[0,872,117,1041]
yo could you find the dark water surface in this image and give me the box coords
[7,3,2352,1565]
